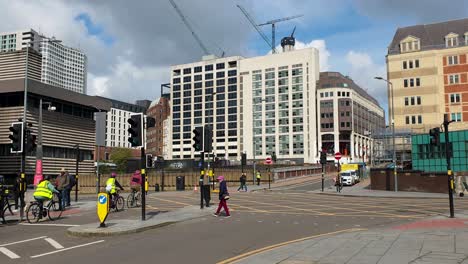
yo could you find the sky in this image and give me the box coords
[1,0,468,119]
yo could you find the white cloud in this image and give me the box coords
[269,39,331,71]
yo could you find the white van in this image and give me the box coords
[339,171,355,186]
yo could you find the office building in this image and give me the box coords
[317,72,385,163]
[387,18,468,134]
[0,29,88,94]
[146,96,170,158]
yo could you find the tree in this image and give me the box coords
[110,148,133,173]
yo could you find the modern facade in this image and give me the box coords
[0,78,110,177]
[0,48,42,81]
[387,18,468,134]
[240,48,320,163]
[318,72,385,163]
[168,55,243,160]
[97,97,147,148]
[0,29,88,94]
[146,96,170,159]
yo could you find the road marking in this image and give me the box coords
[147,196,192,206]
[19,223,80,227]
[44,238,64,249]
[0,236,47,247]
[217,228,367,264]
[0,247,20,259]
[30,240,105,259]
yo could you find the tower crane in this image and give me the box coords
[258,14,303,54]
[236,4,274,53]
[169,0,225,57]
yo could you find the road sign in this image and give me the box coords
[335,152,342,160]
[97,192,109,227]
[265,157,272,164]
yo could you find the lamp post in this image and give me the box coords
[374,76,397,192]
[35,99,56,180]
[89,105,104,194]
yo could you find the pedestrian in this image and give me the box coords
[66,173,76,207]
[13,173,26,210]
[237,173,247,192]
[56,168,70,210]
[335,173,342,193]
[213,175,230,218]
[256,170,261,186]
[202,172,211,207]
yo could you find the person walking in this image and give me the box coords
[202,172,211,207]
[237,173,247,192]
[213,175,230,218]
[256,170,261,186]
[335,173,342,193]
[13,173,26,210]
[66,173,76,207]
[56,168,70,210]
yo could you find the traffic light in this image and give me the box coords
[241,153,247,166]
[192,126,203,151]
[203,125,213,153]
[127,113,143,147]
[26,133,37,152]
[320,151,327,165]
[429,127,440,146]
[8,122,23,153]
[146,154,153,168]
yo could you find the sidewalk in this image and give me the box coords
[229,214,468,264]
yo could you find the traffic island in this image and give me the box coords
[67,205,213,237]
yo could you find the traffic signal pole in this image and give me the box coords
[444,114,455,218]
[141,147,146,221]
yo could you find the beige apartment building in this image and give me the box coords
[387,18,468,134]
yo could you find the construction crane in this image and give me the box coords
[258,14,303,54]
[237,4,274,53]
[169,0,224,56]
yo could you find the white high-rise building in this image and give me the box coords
[0,28,87,94]
[169,43,320,163]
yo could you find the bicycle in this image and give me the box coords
[109,190,124,212]
[127,188,141,208]
[26,197,63,223]
[1,186,18,224]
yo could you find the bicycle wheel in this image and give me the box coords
[135,192,141,207]
[115,196,124,211]
[2,203,18,223]
[127,193,135,208]
[47,201,63,221]
[26,203,41,223]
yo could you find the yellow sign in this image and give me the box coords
[97,192,109,226]
[341,164,358,172]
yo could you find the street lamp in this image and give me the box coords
[35,99,56,181]
[374,76,397,192]
[89,105,104,194]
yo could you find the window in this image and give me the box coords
[405,116,410,124]
[450,93,461,103]
[449,74,460,84]
[404,79,408,87]
[194,66,202,73]
[405,97,409,106]
[216,71,225,78]
[451,112,462,122]
[417,115,422,124]
[205,64,213,71]
[216,63,225,70]
[416,78,420,86]
[417,96,421,105]
[448,55,459,65]
[446,35,459,47]
[183,68,191,74]
[403,61,407,69]
[415,59,420,68]
[409,61,413,68]
[410,78,414,87]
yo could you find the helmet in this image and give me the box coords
[111,172,117,177]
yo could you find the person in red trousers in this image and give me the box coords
[213,175,230,218]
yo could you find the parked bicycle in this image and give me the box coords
[110,190,124,212]
[26,197,62,223]
[127,189,141,208]
[1,186,17,224]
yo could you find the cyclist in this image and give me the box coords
[106,172,124,207]
[33,175,59,217]
[130,170,142,192]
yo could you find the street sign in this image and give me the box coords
[265,157,272,164]
[335,152,342,160]
[97,192,109,227]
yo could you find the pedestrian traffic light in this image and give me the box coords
[146,154,153,168]
[127,113,143,147]
[26,133,37,152]
[429,127,440,146]
[192,126,203,151]
[320,151,327,165]
[203,125,213,153]
[8,122,23,153]
[241,153,247,166]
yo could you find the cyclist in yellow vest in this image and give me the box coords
[33,175,59,215]
[106,172,124,205]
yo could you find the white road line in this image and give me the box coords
[44,238,64,249]
[0,236,47,247]
[30,240,105,259]
[19,223,80,227]
[0,247,20,259]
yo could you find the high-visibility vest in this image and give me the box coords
[34,180,53,199]
[106,178,116,194]
[256,172,261,179]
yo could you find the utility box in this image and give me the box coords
[176,176,185,191]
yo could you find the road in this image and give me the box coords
[2,182,468,264]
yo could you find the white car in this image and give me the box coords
[339,171,355,186]
[350,170,359,183]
